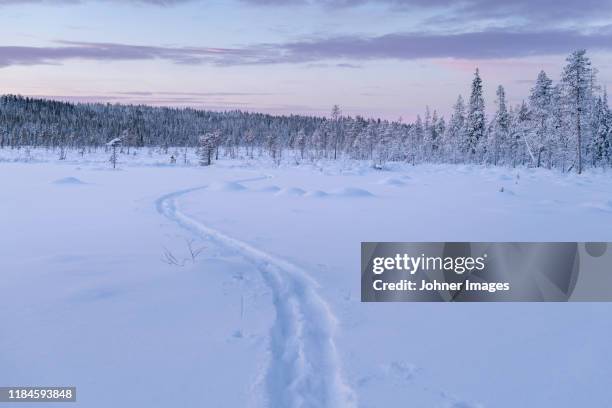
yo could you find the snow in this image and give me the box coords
[275,187,306,197]
[207,181,248,192]
[53,176,86,185]
[377,177,406,187]
[1,148,612,408]
[257,185,282,193]
[582,200,612,212]
[330,187,375,197]
[158,185,356,407]
[305,190,330,198]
